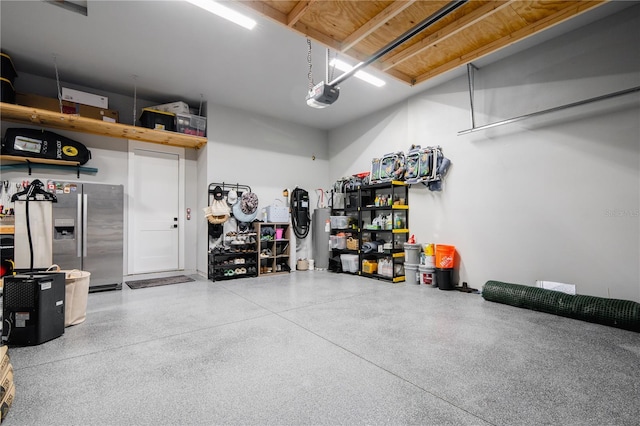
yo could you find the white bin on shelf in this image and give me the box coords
[340,254,359,273]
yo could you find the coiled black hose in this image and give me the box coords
[483,281,640,332]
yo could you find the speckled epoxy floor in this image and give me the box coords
[4,271,640,425]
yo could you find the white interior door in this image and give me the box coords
[128,142,184,274]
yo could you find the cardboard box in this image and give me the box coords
[61,87,108,109]
[0,347,8,375]
[0,381,14,422]
[0,366,13,401]
[16,93,118,123]
[148,101,189,114]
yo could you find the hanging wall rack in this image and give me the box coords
[207,182,251,204]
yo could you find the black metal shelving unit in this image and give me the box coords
[329,180,409,282]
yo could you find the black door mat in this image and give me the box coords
[126,275,195,290]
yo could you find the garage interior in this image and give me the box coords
[0,1,638,424]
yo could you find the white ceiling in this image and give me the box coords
[0,1,634,131]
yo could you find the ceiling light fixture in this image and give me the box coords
[185,0,256,30]
[330,59,386,88]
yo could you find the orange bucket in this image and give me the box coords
[435,244,456,268]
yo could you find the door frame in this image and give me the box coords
[127,140,186,275]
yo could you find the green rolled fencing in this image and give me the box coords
[482,281,640,332]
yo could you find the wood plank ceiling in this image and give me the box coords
[244,0,607,86]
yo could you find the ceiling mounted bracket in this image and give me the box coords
[466,63,479,129]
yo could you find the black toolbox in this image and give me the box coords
[139,108,176,131]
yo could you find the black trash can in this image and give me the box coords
[436,268,454,290]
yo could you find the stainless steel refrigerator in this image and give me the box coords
[51,182,124,292]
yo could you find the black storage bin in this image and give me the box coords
[0,77,15,104]
[436,268,455,290]
[139,108,176,131]
[1,52,18,84]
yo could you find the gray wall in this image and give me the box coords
[329,6,640,301]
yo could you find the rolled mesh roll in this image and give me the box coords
[483,281,640,332]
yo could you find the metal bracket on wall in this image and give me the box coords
[458,63,640,135]
[466,63,479,130]
[0,162,98,177]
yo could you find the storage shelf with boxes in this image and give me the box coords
[16,92,119,122]
[140,100,207,137]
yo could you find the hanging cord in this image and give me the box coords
[53,54,63,113]
[24,183,36,274]
[307,38,314,91]
[315,188,324,209]
[199,93,203,116]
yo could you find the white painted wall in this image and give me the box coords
[329,6,640,301]
[201,104,330,275]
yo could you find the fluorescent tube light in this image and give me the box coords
[186,0,256,30]
[330,59,386,87]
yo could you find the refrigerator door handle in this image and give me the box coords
[77,193,82,258]
[83,194,88,257]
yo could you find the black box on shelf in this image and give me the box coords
[0,78,15,104]
[139,107,176,131]
[1,52,18,85]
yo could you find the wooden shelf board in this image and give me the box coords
[0,103,207,150]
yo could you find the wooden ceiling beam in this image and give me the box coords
[241,1,342,50]
[380,0,513,71]
[340,0,418,52]
[411,0,606,85]
[242,1,288,25]
[291,21,343,51]
[287,0,316,27]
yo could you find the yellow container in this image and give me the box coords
[362,260,378,274]
[424,243,434,256]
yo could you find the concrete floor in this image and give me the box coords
[4,271,640,425]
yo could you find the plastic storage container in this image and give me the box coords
[436,268,454,290]
[377,258,393,277]
[362,259,377,274]
[340,254,359,273]
[404,263,419,284]
[435,244,456,268]
[330,234,347,249]
[1,52,18,84]
[176,112,206,137]
[403,243,421,265]
[139,108,176,131]
[418,265,436,286]
[0,78,15,104]
[330,215,349,229]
